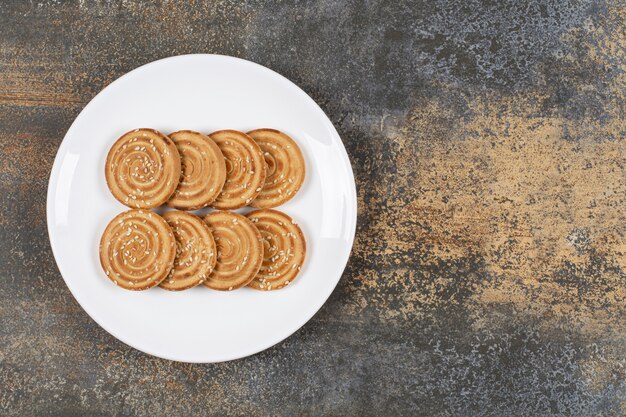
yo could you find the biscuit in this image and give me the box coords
[167,130,226,210]
[203,211,263,290]
[246,209,306,290]
[105,128,181,209]
[208,130,266,209]
[99,209,176,290]
[247,129,305,208]
[159,211,217,291]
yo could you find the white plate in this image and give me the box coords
[47,54,357,363]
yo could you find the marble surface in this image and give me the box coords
[0,1,624,415]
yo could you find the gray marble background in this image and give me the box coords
[0,1,624,416]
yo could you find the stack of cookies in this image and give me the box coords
[99,128,306,291]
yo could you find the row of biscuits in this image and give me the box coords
[100,127,306,291]
[100,208,305,291]
[105,128,305,210]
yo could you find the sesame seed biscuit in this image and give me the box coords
[167,130,226,210]
[246,209,306,290]
[247,129,305,208]
[99,209,176,290]
[202,211,263,291]
[208,130,266,210]
[159,211,217,291]
[105,128,181,209]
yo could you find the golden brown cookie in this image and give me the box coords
[159,211,217,291]
[208,130,266,210]
[167,130,226,210]
[105,128,181,209]
[202,211,263,291]
[247,129,305,208]
[99,209,176,290]
[246,209,306,290]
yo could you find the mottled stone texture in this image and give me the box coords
[0,0,624,416]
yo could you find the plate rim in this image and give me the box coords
[46,53,357,363]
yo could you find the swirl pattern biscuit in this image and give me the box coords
[167,130,226,210]
[209,130,266,209]
[105,128,181,209]
[247,129,305,208]
[203,211,263,291]
[99,209,176,290]
[159,211,217,291]
[246,209,306,290]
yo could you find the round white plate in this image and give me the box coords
[47,54,357,363]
